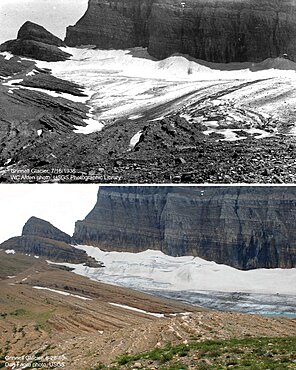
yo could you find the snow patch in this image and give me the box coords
[26,69,38,77]
[3,79,23,87]
[14,84,90,103]
[74,116,103,134]
[33,286,92,300]
[4,158,12,165]
[130,131,143,147]
[128,114,144,120]
[109,302,165,318]
[203,128,274,141]
[0,52,13,60]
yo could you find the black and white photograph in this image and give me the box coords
[1,0,296,183]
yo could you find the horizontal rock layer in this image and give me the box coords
[65,0,296,62]
[22,216,72,244]
[73,186,296,269]
[0,21,71,62]
[0,39,71,62]
[0,217,101,266]
[17,21,66,47]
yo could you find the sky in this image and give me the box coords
[0,184,99,244]
[0,0,88,44]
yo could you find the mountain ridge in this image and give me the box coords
[73,186,296,270]
[65,0,296,63]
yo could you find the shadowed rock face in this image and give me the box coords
[65,0,154,49]
[22,216,72,244]
[73,186,296,269]
[0,21,71,61]
[17,21,66,47]
[0,236,87,264]
[65,0,296,62]
[0,217,101,266]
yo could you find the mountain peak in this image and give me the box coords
[17,21,65,47]
[0,20,71,61]
[22,216,72,244]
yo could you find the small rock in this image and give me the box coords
[175,157,186,164]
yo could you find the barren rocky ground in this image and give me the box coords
[1,51,296,183]
[1,252,296,369]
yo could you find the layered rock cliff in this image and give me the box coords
[22,216,72,244]
[65,0,296,62]
[73,186,296,269]
[0,21,71,61]
[0,217,100,266]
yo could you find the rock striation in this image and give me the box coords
[65,0,296,62]
[73,186,296,269]
[17,21,66,47]
[0,217,101,266]
[22,216,72,244]
[0,21,71,61]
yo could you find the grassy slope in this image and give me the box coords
[105,336,296,370]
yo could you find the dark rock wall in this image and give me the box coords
[0,236,87,264]
[148,0,296,62]
[0,217,101,266]
[65,0,155,48]
[0,39,71,62]
[17,21,65,47]
[22,216,72,244]
[73,186,296,269]
[74,186,172,250]
[0,21,71,62]
[65,0,296,62]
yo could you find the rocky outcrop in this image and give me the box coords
[148,0,296,62]
[65,0,154,49]
[17,21,66,47]
[0,21,71,61]
[0,217,101,266]
[65,0,296,62]
[22,216,72,243]
[73,186,296,269]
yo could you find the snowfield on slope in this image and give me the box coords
[49,245,296,296]
[35,47,296,135]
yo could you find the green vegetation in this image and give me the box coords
[8,307,54,333]
[10,308,27,316]
[106,336,296,369]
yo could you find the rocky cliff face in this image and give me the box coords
[65,0,296,62]
[0,217,100,266]
[0,21,71,61]
[17,21,66,47]
[22,216,72,243]
[73,186,296,269]
[65,0,154,49]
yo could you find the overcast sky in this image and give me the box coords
[0,184,99,244]
[0,0,88,44]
